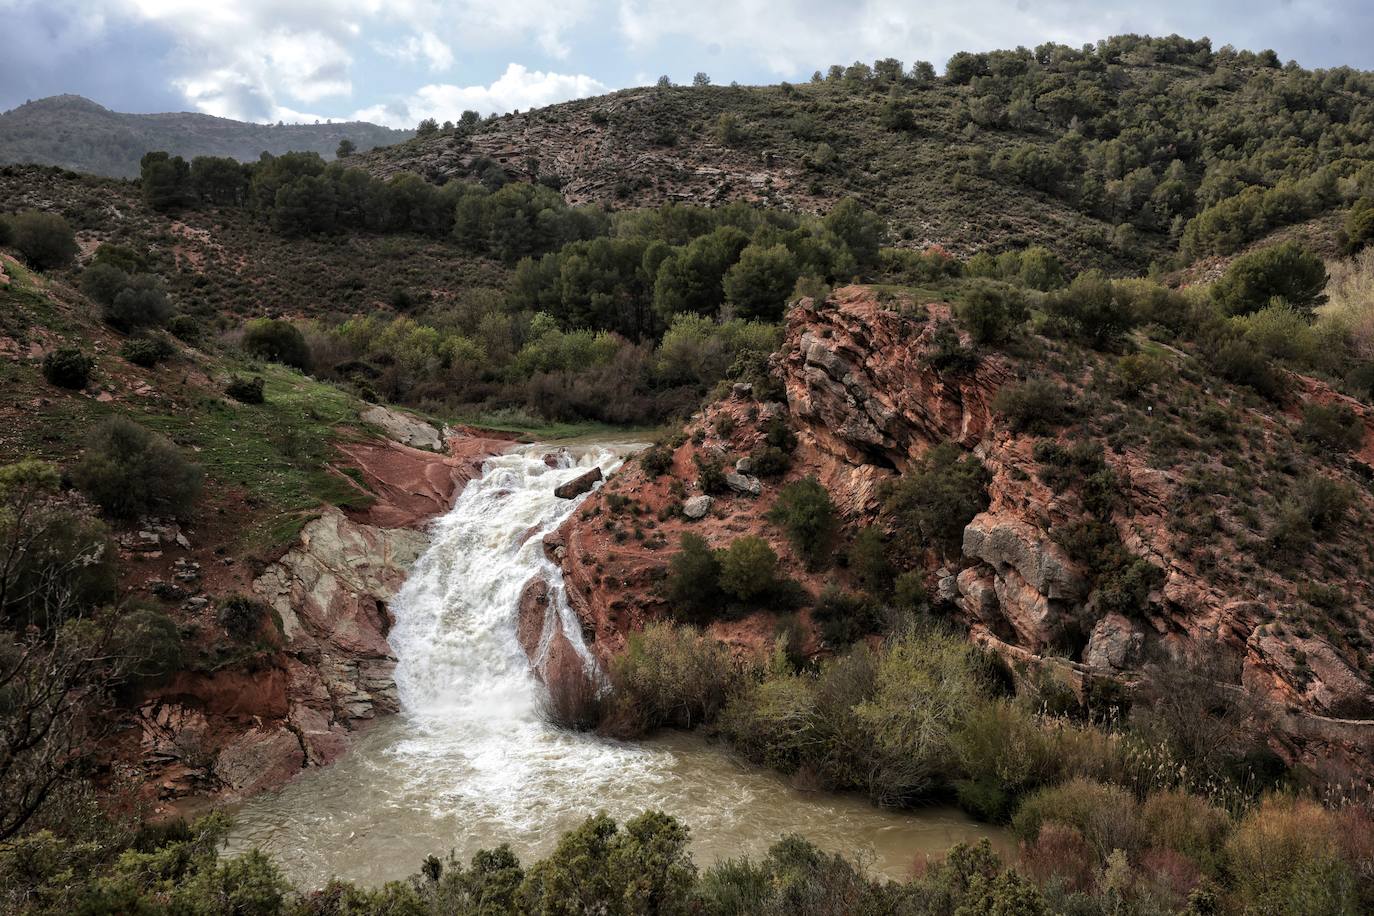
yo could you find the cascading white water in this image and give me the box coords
[225,442,1003,889]
[380,444,658,830]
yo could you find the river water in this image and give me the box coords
[224,445,1005,888]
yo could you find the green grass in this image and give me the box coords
[137,363,375,548]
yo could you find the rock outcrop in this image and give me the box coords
[539,285,1374,780]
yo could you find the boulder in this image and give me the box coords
[682,495,713,519]
[1083,613,1145,670]
[554,466,603,499]
[725,472,762,496]
[360,404,444,451]
[213,727,306,796]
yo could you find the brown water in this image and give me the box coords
[225,720,1007,889]
[223,446,1007,888]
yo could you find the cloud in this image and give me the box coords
[353,62,607,126]
[379,30,455,72]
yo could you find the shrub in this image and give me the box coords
[1226,796,1360,915]
[41,347,93,389]
[664,533,724,620]
[717,536,780,603]
[1018,246,1065,291]
[955,279,1026,345]
[6,210,77,270]
[882,442,990,556]
[79,262,130,306]
[225,376,266,404]
[851,628,992,803]
[639,444,674,477]
[607,622,739,733]
[1139,790,1231,877]
[1346,197,1374,253]
[892,570,928,612]
[928,320,978,372]
[168,314,205,344]
[1212,242,1328,315]
[119,606,184,678]
[749,446,791,477]
[951,701,1061,823]
[218,596,266,641]
[71,417,202,519]
[847,527,894,597]
[120,335,174,368]
[242,318,311,370]
[105,274,172,331]
[1111,353,1169,398]
[694,455,728,495]
[766,477,838,569]
[1297,402,1365,453]
[1209,337,1284,399]
[1043,270,1136,348]
[1012,778,1139,864]
[812,585,881,645]
[993,378,1070,434]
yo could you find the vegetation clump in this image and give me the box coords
[71,416,202,519]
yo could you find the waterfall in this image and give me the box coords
[380,444,658,829]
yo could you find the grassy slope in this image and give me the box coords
[0,251,380,551]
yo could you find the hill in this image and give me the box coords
[361,35,1374,273]
[0,94,413,178]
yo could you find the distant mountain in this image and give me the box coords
[0,95,414,178]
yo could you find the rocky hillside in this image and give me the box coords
[538,285,1374,781]
[360,36,1374,273]
[0,95,412,178]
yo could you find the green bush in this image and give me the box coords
[717,536,780,602]
[766,477,838,569]
[1018,246,1065,291]
[72,417,202,519]
[812,584,881,645]
[694,455,728,495]
[1346,197,1374,253]
[847,527,894,597]
[79,262,130,306]
[664,533,724,620]
[1209,337,1285,399]
[41,347,93,389]
[1111,352,1169,398]
[119,606,185,678]
[993,378,1071,434]
[1297,402,1365,453]
[955,279,1026,345]
[104,274,172,332]
[225,376,266,404]
[1043,270,1136,348]
[168,314,204,344]
[723,243,800,321]
[120,335,174,368]
[6,210,77,270]
[1212,242,1327,316]
[242,318,311,370]
[607,622,739,733]
[639,444,674,477]
[882,442,990,556]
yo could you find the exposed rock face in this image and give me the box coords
[554,466,603,499]
[361,404,444,451]
[540,284,1374,780]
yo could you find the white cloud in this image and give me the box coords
[379,30,455,72]
[354,62,607,126]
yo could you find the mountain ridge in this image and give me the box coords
[0,94,414,179]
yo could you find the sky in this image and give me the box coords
[1,1,1371,128]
